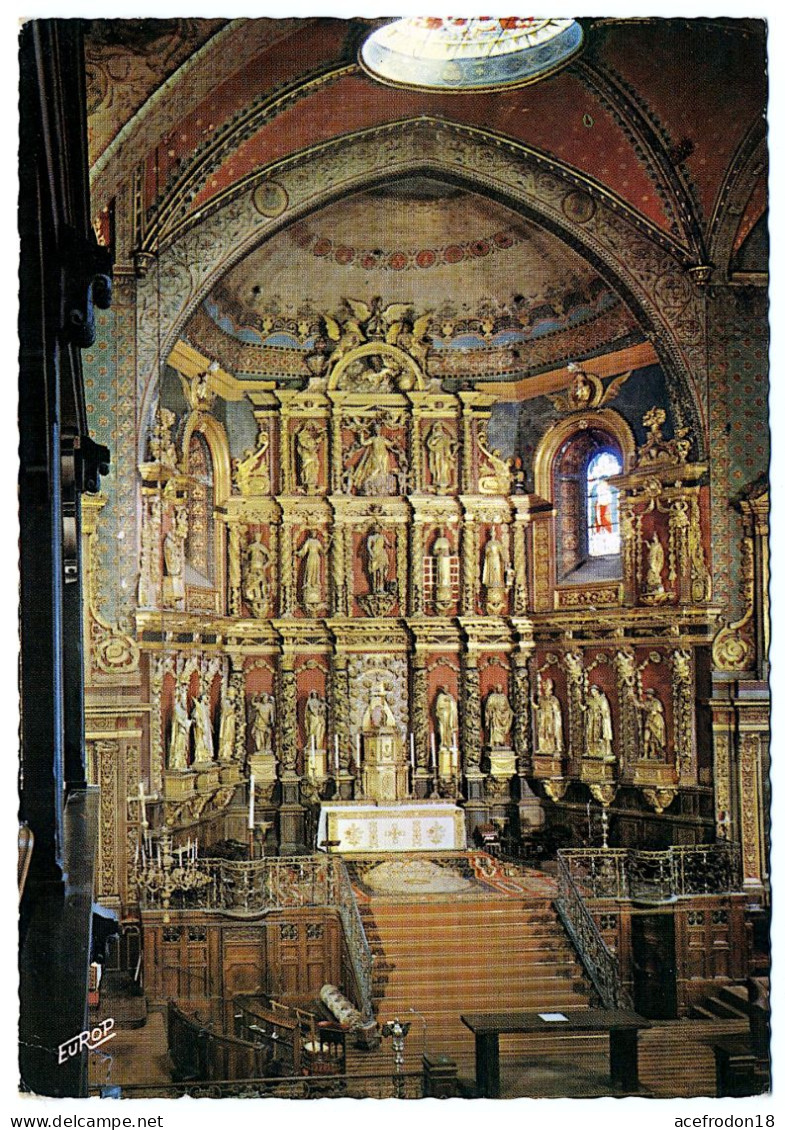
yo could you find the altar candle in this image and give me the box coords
[430,732,436,768]
[409,733,415,769]
[134,842,139,866]
[249,774,255,830]
[334,734,340,773]
[356,732,361,767]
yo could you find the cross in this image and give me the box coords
[128,781,156,832]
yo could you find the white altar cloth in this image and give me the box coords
[316,800,466,853]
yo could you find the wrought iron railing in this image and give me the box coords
[559,843,742,902]
[333,858,375,1023]
[93,1072,425,1100]
[555,853,627,1009]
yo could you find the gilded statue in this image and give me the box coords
[644,533,666,595]
[168,685,192,771]
[484,685,513,748]
[217,684,238,762]
[163,507,188,609]
[426,421,457,492]
[296,530,325,615]
[234,430,271,496]
[477,427,512,495]
[482,527,508,614]
[640,689,666,760]
[432,528,453,611]
[251,692,275,756]
[304,690,328,750]
[352,422,396,495]
[243,532,272,616]
[362,680,396,731]
[434,686,458,757]
[366,526,391,593]
[191,693,215,764]
[585,685,614,762]
[296,426,320,493]
[149,406,178,468]
[535,678,564,755]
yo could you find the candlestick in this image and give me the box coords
[430,732,436,769]
[409,732,415,769]
[248,774,255,830]
[356,732,362,768]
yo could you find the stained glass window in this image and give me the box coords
[587,450,621,557]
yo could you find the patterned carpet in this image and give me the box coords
[345,852,557,901]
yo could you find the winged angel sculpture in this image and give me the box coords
[321,297,431,391]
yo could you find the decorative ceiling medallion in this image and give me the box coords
[252,180,288,218]
[360,17,583,92]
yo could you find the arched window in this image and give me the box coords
[586,450,621,557]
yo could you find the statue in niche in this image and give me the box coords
[535,678,564,755]
[191,692,215,764]
[217,684,238,762]
[482,527,508,614]
[296,530,325,615]
[432,528,453,612]
[304,690,328,750]
[585,685,614,762]
[362,680,397,731]
[296,426,320,493]
[484,684,513,748]
[640,689,666,760]
[426,421,457,491]
[168,684,192,771]
[234,430,270,496]
[163,507,188,609]
[434,686,458,757]
[352,421,396,495]
[366,525,391,593]
[243,532,272,616]
[644,533,666,596]
[251,692,275,756]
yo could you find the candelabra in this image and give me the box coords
[381,1017,411,1098]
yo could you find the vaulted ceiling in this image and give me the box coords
[85,17,767,385]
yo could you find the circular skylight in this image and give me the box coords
[360,17,583,92]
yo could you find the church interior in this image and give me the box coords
[18,16,770,1101]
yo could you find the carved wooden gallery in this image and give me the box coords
[18,17,770,1100]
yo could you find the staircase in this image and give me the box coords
[353,894,596,1083]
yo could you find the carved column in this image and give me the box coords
[229,658,247,764]
[563,650,586,770]
[330,649,351,774]
[509,500,529,616]
[613,649,640,773]
[510,644,533,774]
[328,395,345,494]
[461,655,482,775]
[137,491,162,608]
[460,511,478,615]
[619,497,637,606]
[227,522,243,617]
[278,518,294,617]
[411,650,429,772]
[395,523,408,615]
[150,656,166,791]
[277,643,304,850]
[671,648,695,784]
[460,412,474,493]
[330,522,347,617]
[711,707,735,841]
[409,516,425,616]
[409,407,423,494]
[737,701,769,895]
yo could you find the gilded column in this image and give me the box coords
[410,516,425,616]
[738,728,766,892]
[331,522,347,617]
[410,409,423,494]
[330,404,344,494]
[411,651,429,771]
[395,524,408,615]
[280,409,294,496]
[150,655,165,790]
[460,513,478,616]
[671,648,695,783]
[563,649,586,768]
[461,655,482,773]
[460,411,474,493]
[278,520,294,617]
[613,649,640,769]
[330,650,351,772]
[510,502,529,615]
[711,705,734,840]
[227,522,243,617]
[510,649,532,774]
[277,651,298,775]
[229,658,246,763]
[619,497,637,606]
[344,522,355,616]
